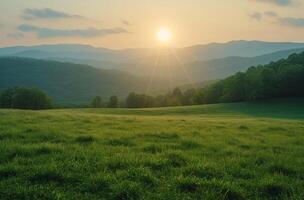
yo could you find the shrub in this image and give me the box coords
[0,87,52,110]
[91,96,103,108]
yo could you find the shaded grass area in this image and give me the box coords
[0,99,304,199]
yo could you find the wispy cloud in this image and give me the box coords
[7,32,24,39]
[249,10,304,28]
[250,0,294,6]
[278,17,304,27]
[17,24,129,38]
[122,20,132,26]
[264,11,278,17]
[249,12,263,20]
[22,8,83,20]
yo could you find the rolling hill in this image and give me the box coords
[113,47,304,82]
[188,47,304,81]
[0,57,166,104]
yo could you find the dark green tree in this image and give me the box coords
[167,87,183,106]
[0,87,16,108]
[172,87,183,98]
[107,95,118,108]
[0,87,52,110]
[181,88,197,105]
[126,92,155,108]
[91,96,103,108]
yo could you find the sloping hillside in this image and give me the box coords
[113,47,304,82]
[188,47,304,81]
[0,57,164,104]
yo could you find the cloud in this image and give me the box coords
[249,12,263,20]
[250,10,304,28]
[278,17,304,27]
[264,11,278,17]
[7,32,24,39]
[122,20,132,26]
[22,8,83,20]
[18,24,129,38]
[251,0,294,6]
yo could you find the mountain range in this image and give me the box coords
[1,40,304,104]
[1,40,304,62]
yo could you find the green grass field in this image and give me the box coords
[0,98,304,200]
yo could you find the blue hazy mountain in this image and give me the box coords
[182,40,304,60]
[109,47,304,82]
[1,41,304,63]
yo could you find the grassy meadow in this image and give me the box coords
[0,98,304,199]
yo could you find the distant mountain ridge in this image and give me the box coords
[182,40,304,60]
[1,40,304,63]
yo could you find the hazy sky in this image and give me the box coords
[1,0,304,49]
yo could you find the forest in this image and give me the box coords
[122,52,304,108]
[0,87,52,110]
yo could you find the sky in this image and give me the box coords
[0,0,304,49]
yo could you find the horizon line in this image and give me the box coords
[1,39,304,50]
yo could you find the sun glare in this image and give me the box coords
[157,27,172,43]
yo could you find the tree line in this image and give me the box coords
[195,52,304,104]
[0,87,52,110]
[0,87,119,110]
[118,52,304,108]
[90,95,118,108]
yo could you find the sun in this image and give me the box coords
[157,27,172,43]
